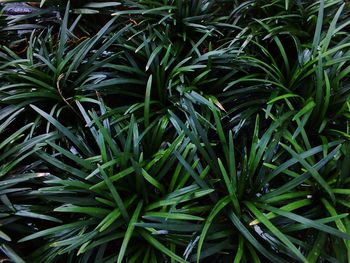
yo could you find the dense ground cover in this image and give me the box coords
[1,0,350,262]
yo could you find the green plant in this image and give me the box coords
[1,0,350,262]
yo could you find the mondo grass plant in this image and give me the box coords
[1,0,350,262]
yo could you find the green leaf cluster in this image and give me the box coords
[1,0,350,262]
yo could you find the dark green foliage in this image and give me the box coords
[1,0,350,262]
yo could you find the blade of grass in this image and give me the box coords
[117,201,143,263]
[99,165,129,222]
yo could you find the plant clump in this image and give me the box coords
[1,1,350,262]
